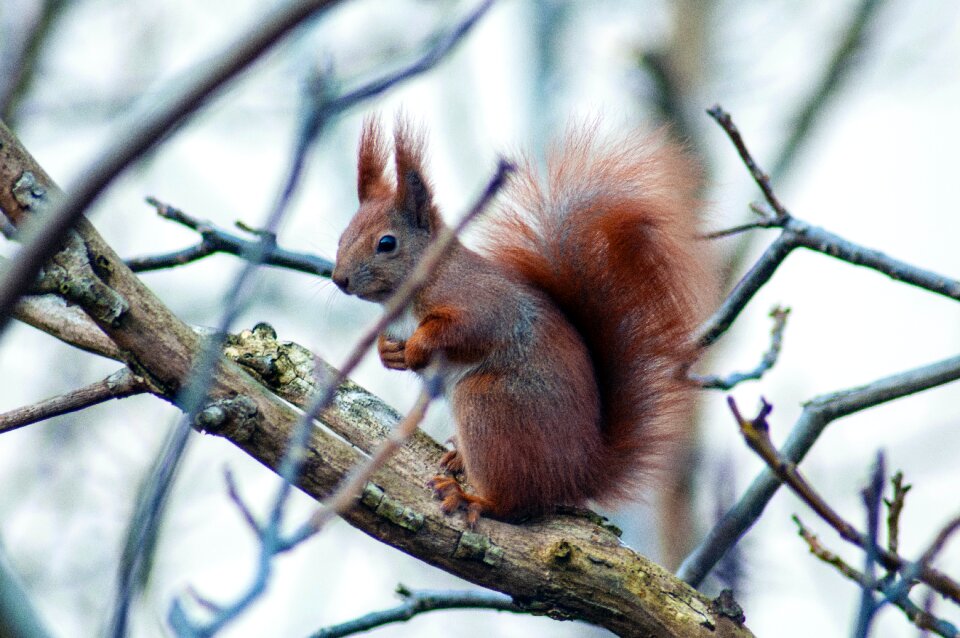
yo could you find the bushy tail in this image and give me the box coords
[480,124,715,502]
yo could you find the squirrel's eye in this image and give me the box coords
[377,235,398,253]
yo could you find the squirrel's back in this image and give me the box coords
[479,124,714,503]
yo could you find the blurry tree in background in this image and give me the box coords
[1,1,959,637]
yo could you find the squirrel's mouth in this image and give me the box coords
[355,287,391,303]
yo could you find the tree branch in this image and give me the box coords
[125,198,334,277]
[698,397,960,607]
[697,106,960,350]
[678,351,960,589]
[692,306,789,390]
[310,584,523,638]
[793,516,958,638]
[0,368,147,435]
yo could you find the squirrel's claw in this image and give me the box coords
[427,475,490,528]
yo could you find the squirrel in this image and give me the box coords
[332,115,715,526]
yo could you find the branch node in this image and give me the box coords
[194,395,259,442]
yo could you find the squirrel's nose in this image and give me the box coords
[332,270,349,292]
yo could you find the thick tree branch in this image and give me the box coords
[0,112,752,638]
[11,293,122,359]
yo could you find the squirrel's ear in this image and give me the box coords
[357,115,389,201]
[394,118,438,231]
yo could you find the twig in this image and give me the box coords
[711,397,960,606]
[125,198,334,277]
[0,368,146,435]
[223,468,261,536]
[310,584,522,638]
[707,106,790,221]
[853,452,885,638]
[885,472,911,560]
[678,353,960,588]
[794,515,958,638]
[795,514,864,583]
[316,0,494,116]
[0,0,344,335]
[695,106,960,349]
[692,306,789,390]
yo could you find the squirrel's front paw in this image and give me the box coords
[377,334,408,370]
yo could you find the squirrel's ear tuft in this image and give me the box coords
[394,116,438,231]
[357,115,389,201]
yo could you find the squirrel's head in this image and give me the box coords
[332,115,441,303]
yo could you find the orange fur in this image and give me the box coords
[333,116,715,521]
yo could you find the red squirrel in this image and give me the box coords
[333,115,714,525]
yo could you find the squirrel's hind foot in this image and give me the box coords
[427,475,491,527]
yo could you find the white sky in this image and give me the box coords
[1,1,959,636]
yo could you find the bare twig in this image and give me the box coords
[885,472,911,559]
[223,468,261,536]
[795,514,863,583]
[126,198,334,277]
[310,584,522,638]
[0,0,344,335]
[853,453,885,638]
[0,368,146,435]
[678,353,960,588]
[695,106,960,349]
[692,306,789,390]
[794,516,957,638]
[711,397,960,606]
